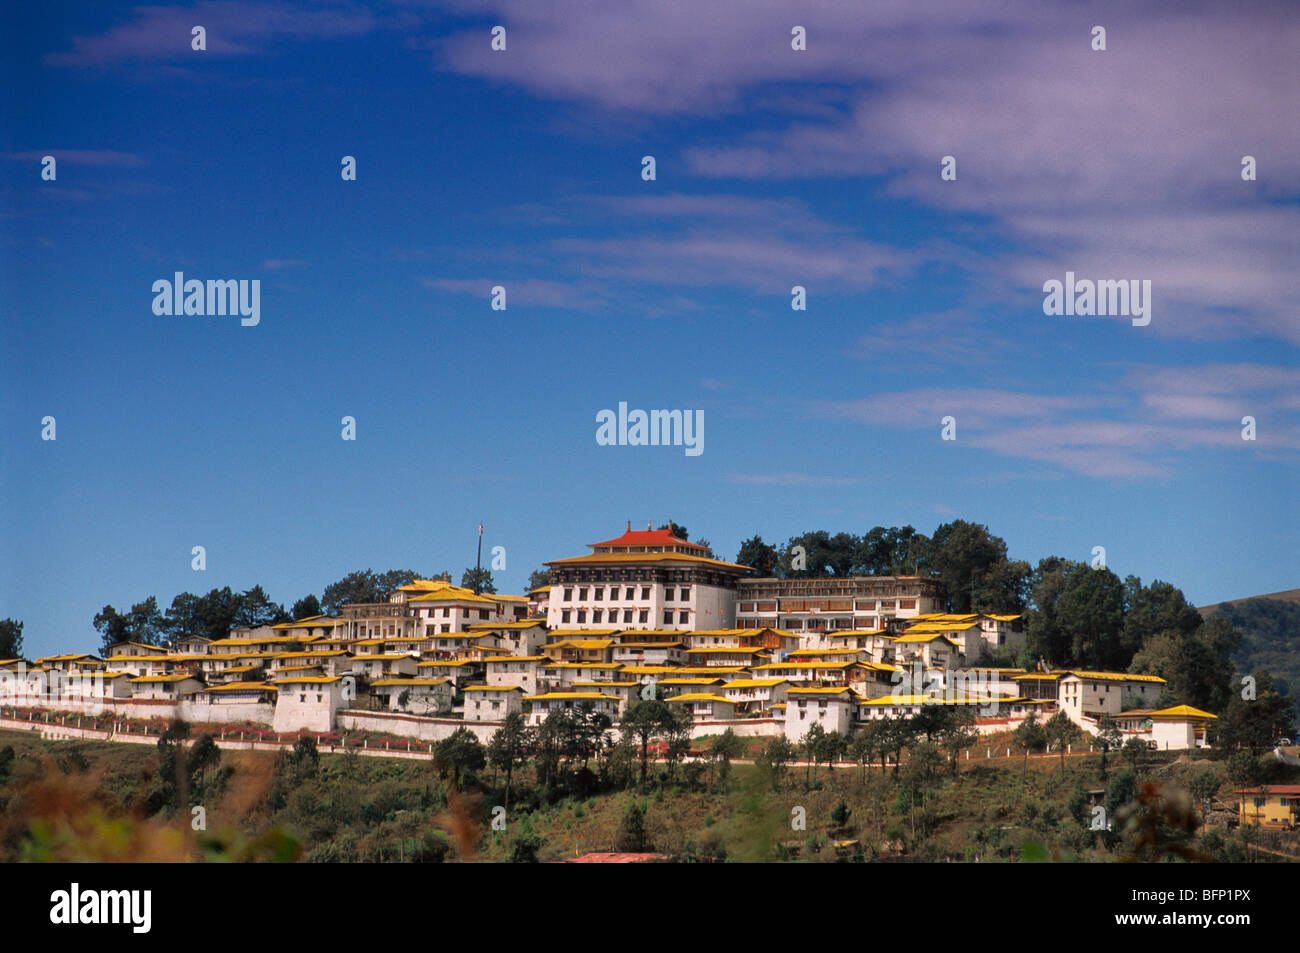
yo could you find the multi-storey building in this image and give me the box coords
[544,523,753,631]
[735,576,945,637]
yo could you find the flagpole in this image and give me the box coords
[475,523,484,594]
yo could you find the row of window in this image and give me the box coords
[738,599,916,611]
[560,586,692,602]
[559,608,691,625]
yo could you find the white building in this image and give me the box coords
[463,684,524,722]
[544,523,753,632]
[272,676,345,733]
[785,687,859,742]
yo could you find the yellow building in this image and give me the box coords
[1234,785,1300,829]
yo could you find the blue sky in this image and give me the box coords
[2,1,1297,658]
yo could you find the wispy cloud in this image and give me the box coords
[724,472,863,487]
[813,363,1300,479]
[4,150,145,167]
[46,1,379,68]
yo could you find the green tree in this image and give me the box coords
[615,803,652,852]
[321,569,428,613]
[1121,576,1202,659]
[938,706,979,773]
[95,596,167,651]
[755,736,796,791]
[1185,765,1220,817]
[1055,566,1127,669]
[849,721,885,781]
[0,619,23,658]
[526,568,551,592]
[711,728,745,787]
[929,520,1027,613]
[1096,714,1121,780]
[290,594,322,620]
[1044,710,1081,772]
[233,585,288,628]
[620,699,676,783]
[488,713,528,809]
[800,722,826,784]
[735,535,779,576]
[461,568,496,594]
[1216,671,1293,756]
[1105,767,1137,817]
[853,525,924,576]
[188,733,222,798]
[1122,735,1148,772]
[1013,712,1046,774]
[433,728,485,788]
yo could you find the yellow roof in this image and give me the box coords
[485,655,549,664]
[417,659,476,667]
[523,692,621,701]
[463,684,524,692]
[370,678,451,687]
[271,616,345,629]
[666,693,733,703]
[1058,670,1167,684]
[860,694,988,706]
[545,639,615,650]
[720,678,789,689]
[405,584,499,605]
[894,633,957,644]
[546,552,752,571]
[684,646,770,655]
[545,628,622,639]
[467,619,547,630]
[1150,704,1216,719]
[752,661,853,671]
[658,677,724,685]
[786,686,858,697]
[129,673,197,683]
[273,675,343,685]
[201,681,278,693]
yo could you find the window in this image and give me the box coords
[578,588,588,600]
[641,587,650,600]
[664,589,674,602]
[561,610,571,624]
[624,610,633,623]
[577,610,587,623]
[594,587,604,600]
[300,694,306,702]
[593,610,603,623]
[625,587,634,600]
[639,610,649,623]
[563,588,573,601]
[663,611,673,624]
[680,586,691,600]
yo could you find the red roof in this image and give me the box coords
[559,852,670,863]
[588,527,705,551]
[1234,785,1300,795]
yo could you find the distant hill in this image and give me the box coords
[1206,596,1300,698]
[1198,588,1300,617]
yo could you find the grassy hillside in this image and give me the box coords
[2,729,1296,863]
[1211,597,1300,697]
